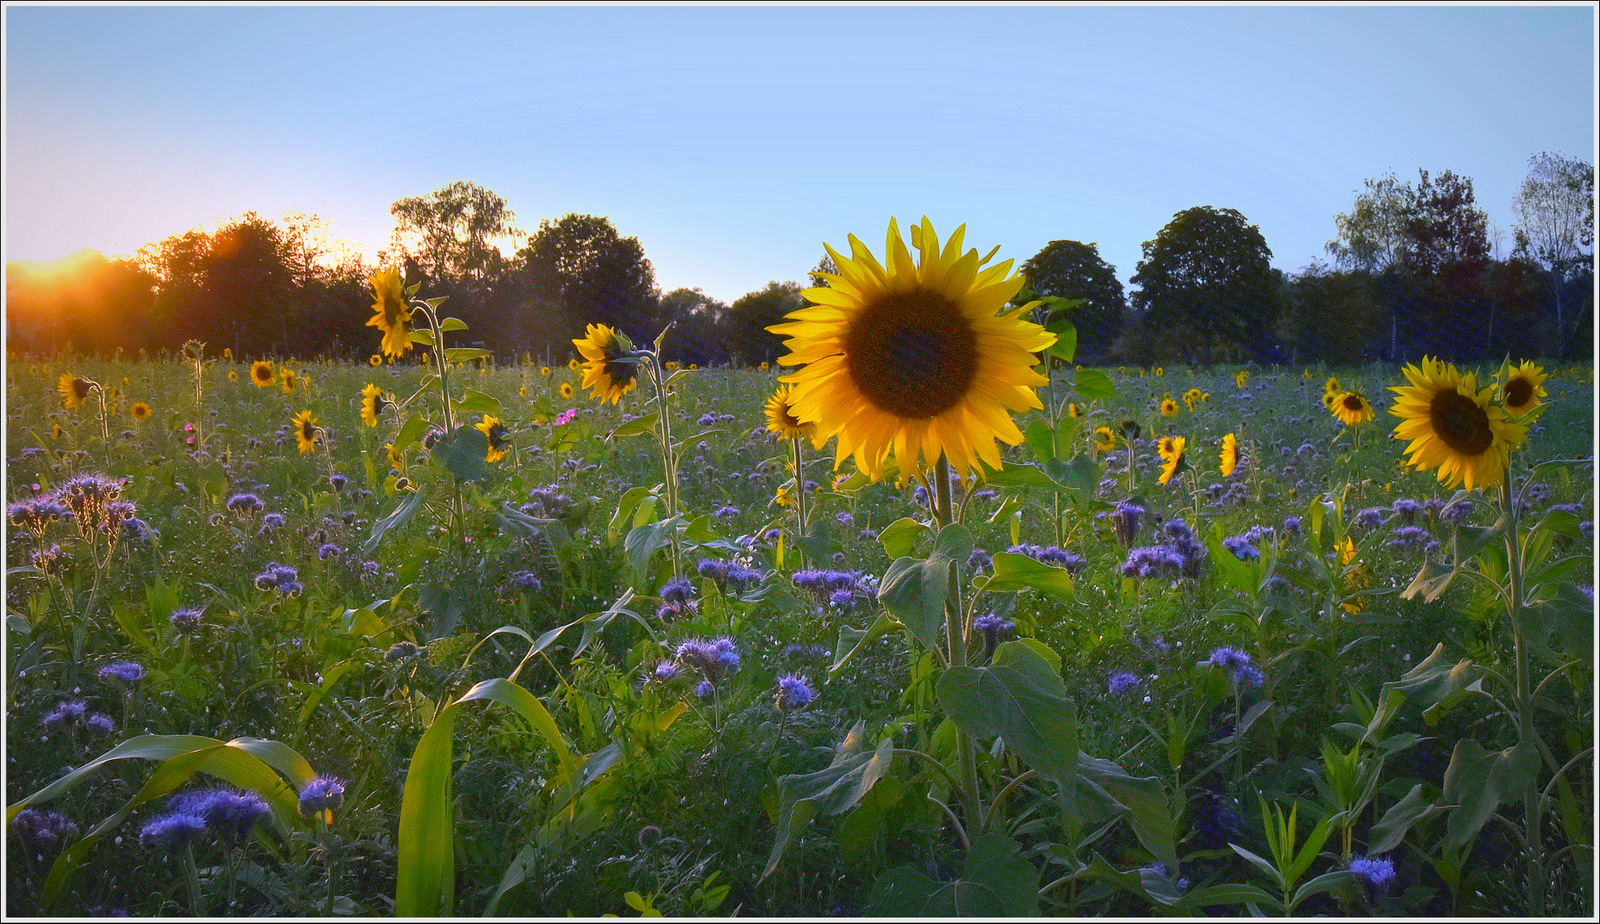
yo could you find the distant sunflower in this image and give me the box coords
[1159,395,1179,418]
[1219,432,1239,477]
[1092,425,1116,453]
[368,354,384,367]
[292,410,320,454]
[1157,436,1188,486]
[1157,435,1181,461]
[385,441,405,472]
[764,385,817,442]
[1322,376,1341,409]
[766,217,1055,482]
[367,268,414,360]
[360,384,387,428]
[1154,366,1165,378]
[280,367,298,394]
[1389,356,1527,491]
[1497,360,1547,417]
[227,371,238,381]
[540,366,551,376]
[250,361,275,387]
[567,358,581,371]
[559,382,575,400]
[57,374,96,409]
[1331,390,1374,426]
[1234,369,1249,389]
[759,361,771,372]
[1067,402,1081,418]
[477,415,509,464]
[1183,387,1205,412]
[129,402,152,420]
[573,323,639,404]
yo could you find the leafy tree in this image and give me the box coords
[1019,240,1126,361]
[808,253,838,289]
[657,287,729,366]
[1127,206,1280,363]
[1279,261,1386,365]
[725,280,805,366]
[1326,172,1413,273]
[388,180,519,286]
[1397,169,1491,291]
[1512,152,1595,354]
[509,214,659,349]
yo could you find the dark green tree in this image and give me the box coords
[1279,261,1386,364]
[1019,240,1126,361]
[388,180,519,286]
[725,280,805,366]
[1127,206,1280,363]
[1326,172,1413,274]
[1512,152,1595,355]
[508,214,659,350]
[656,287,729,366]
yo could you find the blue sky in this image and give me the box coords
[5,4,1594,305]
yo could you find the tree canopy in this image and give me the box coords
[1019,240,1126,361]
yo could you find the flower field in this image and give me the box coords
[6,231,1595,917]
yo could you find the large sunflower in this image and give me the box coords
[1389,356,1527,491]
[57,374,96,409]
[1158,436,1188,486]
[250,361,276,387]
[360,384,387,428]
[1330,390,1374,426]
[764,385,817,442]
[573,324,639,404]
[368,268,416,360]
[1219,432,1239,477]
[477,415,510,463]
[767,217,1055,482]
[292,410,320,454]
[1497,360,1547,417]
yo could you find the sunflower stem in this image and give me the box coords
[1499,479,1547,915]
[790,436,808,563]
[644,352,682,576]
[932,455,983,831]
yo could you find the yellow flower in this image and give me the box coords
[689,363,699,371]
[1067,402,1081,419]
[228,371,238,381]
[759,361,771,372]
[540,366,551,376]
[222,347,232,359]
[57,374,96,409]
[367,267,415,360]
[1154,366,1165,377]
[560,382,574,400]
[1234,369,1248,389]
[1157,435,1181,461]
[477,414,509,463]
[768,218,1055,483]
[280,367,298,394]
[1330,390,1374,426]
[1092,425,1116,453]
[249,361,275,387]
[369,354,384,367]
[129,401,152,420]
[1389,356,1527,491]
[764,385,818,442]
[1220,432,1239,477]
[1497,359,1547,417]
[292,410,320,454]
[385,441,405,472]
[1159,394,1179,418]
[1182,387,1205,412]
[1322,376,1341,409]
[568,358,581,371]
[1157,436,1187,485]
[774,483,794,508]
[573,323,639,404]
[360,384,387,427]
[1303,368,1313,379]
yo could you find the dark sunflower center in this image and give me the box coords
[1504,378,1533,408]
[1428,390,1493,455]
[844,289,978,419]
[72,379,92,399]
[1342,394,1364,411]
[603,358,637,386]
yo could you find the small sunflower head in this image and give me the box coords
[368,268,416,360]
[360,384,388,428]
[292,410,321,454]
[57,374,98,409]
[764,385,818,443]
[1496,359,1547,418]
[573,324,640,404]
[1158,436,1188,486]
[1219,432,1239,478]
[1331,390,1375,426]
[249,361,276,387]
[477,414,510,464]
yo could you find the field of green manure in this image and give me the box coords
[5,342,1594,917]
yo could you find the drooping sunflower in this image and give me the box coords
[1234,369,1249,389]
[1183,387,1205,412]
[1092,425,1117,454]
[767,218,1055,483]
[1497,359,1547,417]
[1389,356,1527,491]
[477,415,510,464]
[280,367,298,394]
[1331,390,1375,426]
[764,385,818,442]
[367,268,415,360]
[57,374,96,409]
[292,410,320,454]
[1220,432,1239,477]
[1159,395,1179,418]
[250,361,276,387]
[1158,436,1188,486]
[573,324,639,404]
[360,384,387,428]
[1157,435,1181,461]
[129,402,152,420]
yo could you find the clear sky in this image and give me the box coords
[4,3,1595,306]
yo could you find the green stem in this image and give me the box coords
[1500,480,1545,916]
[932,456,983,832]
[645,354,681,576]
[791,435,808,561]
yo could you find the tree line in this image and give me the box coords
[7,153,1592,364]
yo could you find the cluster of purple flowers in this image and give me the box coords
[298,775,346,822]
[774,674,814,713]
[253,562,302,596]
[7,495,72,538]
[509,571,542,593]
[1221,525,1274,562]
[41,699,115,734]
[790,569,866,609]
[1111,501,1144,546]
[712,505,740,519]
[1208,646,1265,690]
[521,485,574,519]
[1351,507,1386,531]
[225,493,265,516]
[1006,544,1088,573]
[317,542,342,561]
[1121,520,1205,580]
[163,787,272,845]
[966,548,993,573]
[696,557,763,594]
[1385,525,1439,552]
[11,808,79,858]
[1106,671,1141,695]
[1438,498,1474,525]
[675,636,741,687]
[655,577,699,620]
[1350,854,1396,900]
[972,613,1016,655]
[56,473,133,538]
[1391,498,1422,523]
[1281,515,1302,535]
[97,660,145,685]
[170,607,205,632]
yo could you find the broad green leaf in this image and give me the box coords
[1072,753,1179,871]
[829,613,902,678]
[451,388,501,417]
[438,316,469,332]
[363,485,428,555]
[1047,317,1078,362]
[877,524,970,651]
[761,722,894,880]
[624,516,683,586]
[981,552,1075,597]
[1366,782,1443,854]
[864,833,1038,917]
[611,412,660,438]
[431,425,490,483]
[442,347,492,364]
[937,640,1078,787]
[1074,368,1117,401]
[392,412,429,454]
[1441,738,1538,850]
[1383,643,1481,725]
